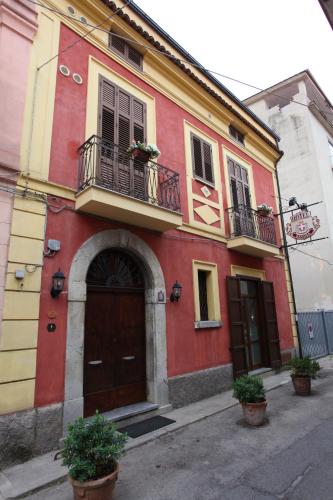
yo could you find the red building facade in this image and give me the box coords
[15,1,295,450]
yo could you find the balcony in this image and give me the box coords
[226,205,280,258]
[75,136,182,231]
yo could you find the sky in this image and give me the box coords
[134,0,333,104]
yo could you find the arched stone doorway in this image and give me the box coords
[63,229,168,431]
[84,249,146,417]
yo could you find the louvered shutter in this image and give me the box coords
[191,134,214,184]
[98,77,147,199]
[228,159,254,237]
[192,135,203,178]
[132,97,147,201]
[226,277,248,378]
[260,281,281,369]
[99,78,116,188]
[203,142,213,183]
[128,46,142,68]
[117,89,131,195]
[110,33,126,55]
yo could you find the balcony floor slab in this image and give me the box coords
[75,185,182,232]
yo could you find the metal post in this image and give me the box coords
[321,310,330,355]
[275,158,303,357]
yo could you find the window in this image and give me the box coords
[229,125,244,145]
[329,141,333,168]
[198,270,209,321]
[193,261,221,328]
[191,133,214,185]
[109,31,142,70]
[99,76,146,147]
[227,158,251,209]
[98,76,147,198]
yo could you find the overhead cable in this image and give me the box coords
[26,0,333,118]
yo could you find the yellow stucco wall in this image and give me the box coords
[0,196,46,415]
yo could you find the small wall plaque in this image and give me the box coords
[201,186,211,198]
[158,291,165,302]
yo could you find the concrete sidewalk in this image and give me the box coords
[1,358,332,500]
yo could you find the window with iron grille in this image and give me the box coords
[229,125,244,145]
[109,31,143,70]
[190,133,214,185]
[193,261,220,326]
[198,270,209,321]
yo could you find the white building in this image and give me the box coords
[245,70,333,313]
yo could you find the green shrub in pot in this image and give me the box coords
[61,412,128,499]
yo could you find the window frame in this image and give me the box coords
[109,31,143,71]
[229,125,245,146]
[190,132,215,187]
[192,260,221,329]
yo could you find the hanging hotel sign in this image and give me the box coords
[286,210,320,241]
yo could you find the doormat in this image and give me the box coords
[119,415,176,438]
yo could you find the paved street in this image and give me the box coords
[27,366,333,500]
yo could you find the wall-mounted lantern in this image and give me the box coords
[51,269,65,298]
[170,281,182,302]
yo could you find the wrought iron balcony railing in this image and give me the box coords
[226,205,277,245]
[78,135,181,213]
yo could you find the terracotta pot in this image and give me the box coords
[69,464,119,500]
[132,148,150,162]
[242,400,267,426]
[292,375,311,395]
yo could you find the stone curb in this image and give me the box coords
[0,377,291,499]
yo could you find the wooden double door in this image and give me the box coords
[83,250,146,417]
[227,276,282,378]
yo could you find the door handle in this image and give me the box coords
[88,360,103,365]
[122,356,135,361]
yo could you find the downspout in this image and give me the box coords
[275,152,302,358]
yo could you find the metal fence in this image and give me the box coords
[78,135,181,213]
[226,205,277,245]
[298,311,333,358]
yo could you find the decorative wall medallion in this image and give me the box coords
[194,205,220,225]
[201,185,211,198]
[286,210,320,240]
[59,65,70,77]
[73,73,83,85]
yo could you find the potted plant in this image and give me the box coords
[257,203,272,217]
[127,141,160,162]
[288,356,320,395]
[232,375,267,426]
[61,412,128,500]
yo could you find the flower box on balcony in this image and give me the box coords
[257,203,272,217]
[131,148,151,162]
[127,141,160,162]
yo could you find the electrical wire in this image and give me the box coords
[37,0,132,70]
[290,246,333,266]
[25,0,333,118]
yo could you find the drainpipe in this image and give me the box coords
[275,153,303,358]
